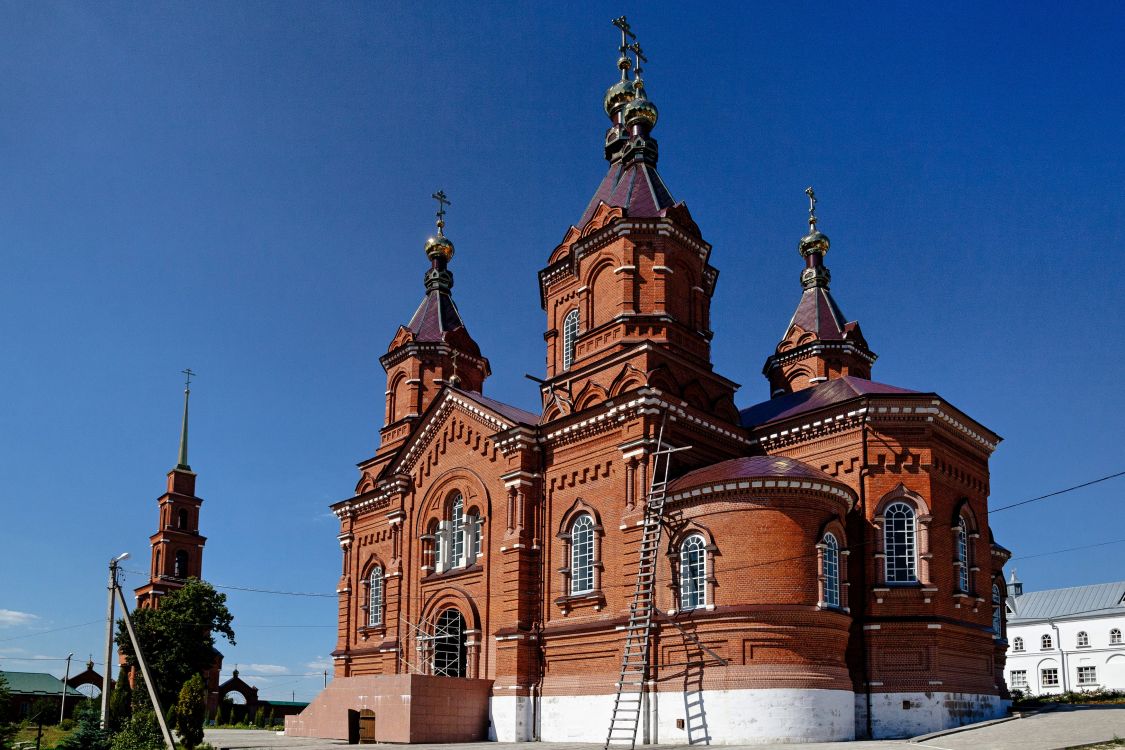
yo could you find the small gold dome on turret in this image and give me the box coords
[425,234,454,261]
[604,79,637,116]
[798,229,830,257]
[623,92,658,129]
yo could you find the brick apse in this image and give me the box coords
[286,21,1011,745]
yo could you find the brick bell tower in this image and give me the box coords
[373,193,490,462]
[763,188,875,396]
[135,370,207,610]
[537,25,738,422]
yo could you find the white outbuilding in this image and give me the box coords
[1004,573,1125,695]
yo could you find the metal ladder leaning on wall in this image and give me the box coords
[605,418,691,749]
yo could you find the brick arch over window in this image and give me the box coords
[418,587,483,679]
[873,484,932,586]
[556,499,605,606]
[816,518,849,610]
[416,469,492,575]
[667,523,718,612]
[358,554,388,630]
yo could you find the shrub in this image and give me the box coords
[173,674,206,750]
[57,699,110,750]
[110,709,165,750]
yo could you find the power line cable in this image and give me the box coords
[0,620,102,643]
[989,470,1125,514]
[1008,537,1125,562]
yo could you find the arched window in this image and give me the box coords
[1041,633,1053,650]
[562,309,580,371]
[177,508,189,530]
[1077,631,1089,648]
[174,550,189,579]
[1112,628,1123,645]
[679,535,707,610]
[570,514,595,595]
[1013,636,1024,652]
[467,510,481,561]
[883,502,917,583]
[449,494,465,567]
[823,533,841,607]
[955,517,970,593]
[368,567,383,627]
[992,584,1002,635]
[431,609,466,678]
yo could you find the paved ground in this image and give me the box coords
[205,704,1125,750]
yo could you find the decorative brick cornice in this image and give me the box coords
[667,476,855,508]
[333,473,410,519]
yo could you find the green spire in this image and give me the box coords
[176,368,195,471]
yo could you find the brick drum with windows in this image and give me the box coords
[286,22,1011,744]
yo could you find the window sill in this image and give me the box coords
[554,590,606,614]
[358,625,386,641]
[424,563,483,582]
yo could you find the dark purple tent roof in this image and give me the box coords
[406,290,466,342]
[740,376,923,429]
[577,160,677,227]
[787,286,851,340]
[669,455,837,493]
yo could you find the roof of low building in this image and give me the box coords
[1,671,85,697]
[450,387,540,427]
[1008,580,1125,622]
[740,375,923,429]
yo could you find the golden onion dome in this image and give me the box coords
[425,234,455,261]
[798,230,830,257]
[604,79,637,116]
[623,94,658,129]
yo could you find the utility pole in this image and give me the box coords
[114,584,175,749]
[59,652,73,723]
[100,553,129,728]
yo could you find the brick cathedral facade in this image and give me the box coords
[288,23,1011,744]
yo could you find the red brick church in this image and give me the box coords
[288,20,1010,744]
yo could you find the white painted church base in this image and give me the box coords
[488,695,533,742]
[856,691,1008,739]
[533,689,856,744]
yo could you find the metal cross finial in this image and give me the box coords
[182,368,196,393]
[432,190,450,236]
[629,41,647,79]
[612,16,636,80]
[805,186,818,229]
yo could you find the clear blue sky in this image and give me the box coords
[1,2,1122,702]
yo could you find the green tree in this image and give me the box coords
[0,670,16,749]
[109,709,164,750]
[114,579,235,708]
[107,667,133,732]
[174,674,206,750]
[57,699,111,750]
[30,697,58,725]
[252,705,265,728]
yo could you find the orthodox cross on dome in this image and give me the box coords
[612,16,635,79]
[432,190,450,237]
[628,41,647,83]
[805,186,818,231]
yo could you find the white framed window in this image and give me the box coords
[1010,670,1028,689]
[1041,633,1053,650]
[468,511,482,560]
[570,514,595,595]
[823,533,841,607]
[883,502,917,583]
[1013,636,1024,652]
[1111,628,1122,645]
[562,309,580,370]
[450,493,465,566]
[1041,667,1059,687]
[368,567,383,627]
[955,517,970,593]
[992,583,1002,635]
[1077,631,1089,648]
[1077,666,1097,686]
[679,534,707,610]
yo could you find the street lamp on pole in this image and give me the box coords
[59,652,74,724]
[100,552,129,729]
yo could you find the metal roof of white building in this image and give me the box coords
[1008,580,1125,623]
